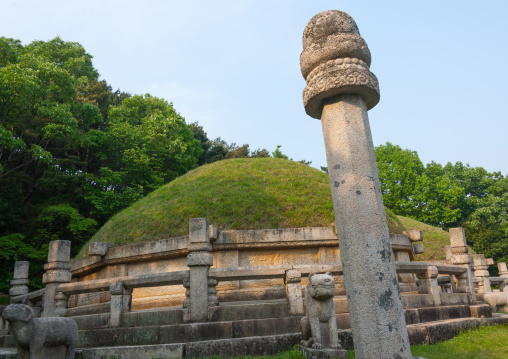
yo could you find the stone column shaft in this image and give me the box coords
[301,10,412,358]
[321,96,410,357]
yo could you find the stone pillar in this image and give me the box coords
[42,240,72,317]
[416,266,441,307]
[448,228,476,304]
[110,282,132,327]
[285,269,304,316]
[473,254,492,296]
[186,218,214,322]
[9,261,29,298]
[300,11,411,358]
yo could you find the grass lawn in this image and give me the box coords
[218,324,508,359]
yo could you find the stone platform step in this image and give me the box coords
[2,315,507,359]
[0,304,492,350]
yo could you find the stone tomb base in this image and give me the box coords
[299,346,347,359]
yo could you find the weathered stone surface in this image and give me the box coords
[469,304,492,318]
[449,228,468,251]
[48,240,72,263]
[299,346,347,359]
[413,243,425,255]
[403,230,423,242]
[318,92,411,358]
[498,262,508,277]
[301,11,379,118]
[160,322,232,343]
[9,262,30,297]
[88,243,112,257]
[75,343,184,359]
[185,333,301,358]
[2,304,77,359]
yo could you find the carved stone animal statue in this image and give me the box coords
[300,272,342,349]
[483,292,508,313]
[2,304,78,359]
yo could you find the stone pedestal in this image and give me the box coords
[186,218,215,322]
[42,240,72,317]
[301,11,411,358]
[448,228,476,304]
[9,261,29,298]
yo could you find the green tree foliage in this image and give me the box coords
[375,143,463,227]
[0,37,202,292]
[190,122,270,164]
[375,143,507,269]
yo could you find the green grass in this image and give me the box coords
[79,158,405,256]
[208,324,508,359]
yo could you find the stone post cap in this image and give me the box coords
[413,243,425,255]
[485,258,495,266]
[498,262,508,272]
[189,218,210,244]
[47,240,71,263]
[13,261,30,279]
[472,254,487,267]
[300,10,380,119]
[449,227,467,249]
[403,230,423,242]
[88,242,112,256]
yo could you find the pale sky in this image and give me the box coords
[2,1,507,174]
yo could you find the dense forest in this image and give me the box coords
[0,37,506,292]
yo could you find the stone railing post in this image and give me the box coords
[42,240,72,317]
[186,218,214,322]
[448,228,476,304]
[285,269,304,316]
[9,261,29,298]
[109,282,132,327]
[499,262,508,277]
[300,10,411,358]
[416,266,441,307]
[54,292,69,317]
[498,262,508,292]
[473,254,492,296]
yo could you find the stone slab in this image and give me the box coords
[231,316,300,338]
[160,322,232,343]
[75,343,184,359]
[185,333,301,358]
[299,346,347,359]
[214,300,289,321]
[78,326,160,348]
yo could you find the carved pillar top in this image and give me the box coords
[300,10,380,119]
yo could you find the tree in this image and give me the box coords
[375,143,462,227]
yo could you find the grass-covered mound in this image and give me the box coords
[80,158,448,259]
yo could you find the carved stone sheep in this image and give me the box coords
[483,292,508,313]
[300,272,342,350]
[2,304,78,359]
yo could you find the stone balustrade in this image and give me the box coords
[10,219,488,329]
